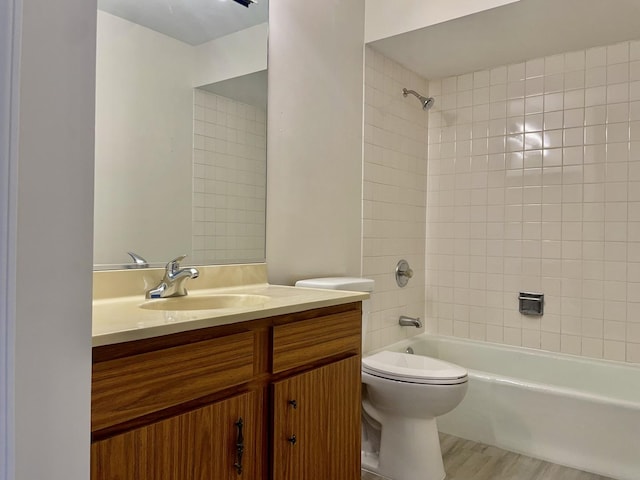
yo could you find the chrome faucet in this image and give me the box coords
[126,251,149,269]
[399,315,423,328]
[146,255,199,299]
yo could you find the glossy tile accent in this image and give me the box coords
[361,433,614,480]
[426,38,640,364]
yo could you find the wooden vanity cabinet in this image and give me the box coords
[91,390,261,480]
[91,302,362,480]
[272,356,361,480]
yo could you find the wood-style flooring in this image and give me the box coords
[361,433,615,480]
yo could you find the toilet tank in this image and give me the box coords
[295,277,374,293]
[294,277,374,351]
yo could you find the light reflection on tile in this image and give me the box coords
[424,38,640,364]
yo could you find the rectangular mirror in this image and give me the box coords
[94,0,268,269]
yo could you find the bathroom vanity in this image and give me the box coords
[90,265,365,480]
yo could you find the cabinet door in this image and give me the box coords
[272,356,361,480]
[91,390,261,480]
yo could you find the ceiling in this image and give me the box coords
[97,0,268,46]
[370,0,640,80]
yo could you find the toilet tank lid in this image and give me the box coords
[295,277,375,293]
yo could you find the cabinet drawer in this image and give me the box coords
[92,331,255,431]
[272,309,361,373]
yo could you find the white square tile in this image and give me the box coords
[541,332,561,352]
[607,83,630,103]
[525,95,544,114]
[585,125,606,145]
[607,142,629,163]
[526,58,545,78]
[581,337,603,358]
[585,105,607,126]
[526,77,544,97]
[490,84,507,102]
[607,63,630,84]
[631,81,640,102]
[604,340,626,361]
[607,103,630,123]
[607,42,630,64]
[631,61,640,82]
[584,165,605,186]
[490,66,507,85]
[564,127,585,146]
[564,108,585,128]
[508,81,525,100]
[631,121,640,141]
[565,51,586,71]
[474,87,491,105]
[561,334,582,354]
[586,47,607,68]
[632,40,640,61]
[508,62,526,82]
[564,89,585,109]
[585,86,607,106]
[474,70,491,88]
[544,111,564,130]
[545,54,565,75]
[545,92,565,111]
[564,70,585,91]
[586,66,607,88]
[442,76,457,93]
[458,73,473,91]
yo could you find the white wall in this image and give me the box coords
[267,0,365,285]
[94,11,194,265]
[365,0,520,43]
[0,0,19,477]
[13,0,95,479]
[193,23,268,88]
[363,47,429,352]
[426,39,640,364]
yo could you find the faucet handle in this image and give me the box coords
[126,251,149,268]
[395,259,414,287]
[167,254,188,273]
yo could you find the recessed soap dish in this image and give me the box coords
[519,292,544,316]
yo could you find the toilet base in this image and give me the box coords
[362,415,445,480]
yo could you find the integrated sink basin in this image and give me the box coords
[140,294,270,311]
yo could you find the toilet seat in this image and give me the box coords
[362,351,468,385]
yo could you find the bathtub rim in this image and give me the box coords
[375,333,640,411]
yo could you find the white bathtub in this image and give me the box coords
[388,334,640,480]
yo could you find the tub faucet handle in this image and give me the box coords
[395,259,414,287]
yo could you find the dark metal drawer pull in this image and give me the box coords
[234,418,244,475]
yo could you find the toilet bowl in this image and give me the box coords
[361,351,468,480]
[294,277,468,480]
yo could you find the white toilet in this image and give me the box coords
[295,277,468,480]
[362,351,467,480]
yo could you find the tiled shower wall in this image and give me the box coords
[363,46,428,352]
[426,39,640,364]
[193,89,266,264]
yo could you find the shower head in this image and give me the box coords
[232,0,257,7]
[402,88,435,111]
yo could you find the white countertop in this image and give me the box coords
[92,283,367,347]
